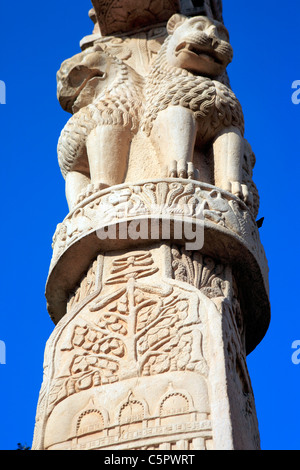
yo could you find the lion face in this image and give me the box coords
[57,46,114,113]
[165,14,233,77]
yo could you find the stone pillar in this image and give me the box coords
[32,1,270,451]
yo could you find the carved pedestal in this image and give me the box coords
[32,179,270,450]
[33,1,270,450]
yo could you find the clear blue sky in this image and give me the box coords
[0,0,299,450]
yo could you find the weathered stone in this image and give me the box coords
[33,1,270,451]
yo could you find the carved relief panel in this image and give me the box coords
[34,243,239,450]
[47,246,210,410]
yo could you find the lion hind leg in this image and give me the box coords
[87,124,132,188]
[65,171,91,210]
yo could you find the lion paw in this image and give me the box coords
[169,159,199,180]
[229,181,250,203]
[75,182,109,205]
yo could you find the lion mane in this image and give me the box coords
[57,48,144,179]
[141,32,244,142]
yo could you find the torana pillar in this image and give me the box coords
[32,0,270,451]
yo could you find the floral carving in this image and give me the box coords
[171,245,230,299]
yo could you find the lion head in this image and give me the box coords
[165,14,233,77]
[57,45,120,114]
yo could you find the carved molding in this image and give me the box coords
[51,179,264,267]
[91,0,181,36]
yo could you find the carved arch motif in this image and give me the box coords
[118,392,149,425]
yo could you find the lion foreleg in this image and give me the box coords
[65,171,91,210]
[151,106,198,179]
[213,126,248,201]
[87,124,132,188]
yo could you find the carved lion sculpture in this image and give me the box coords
[142,14,248,201]
[57,45,144,209]
[57,14,251,211]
